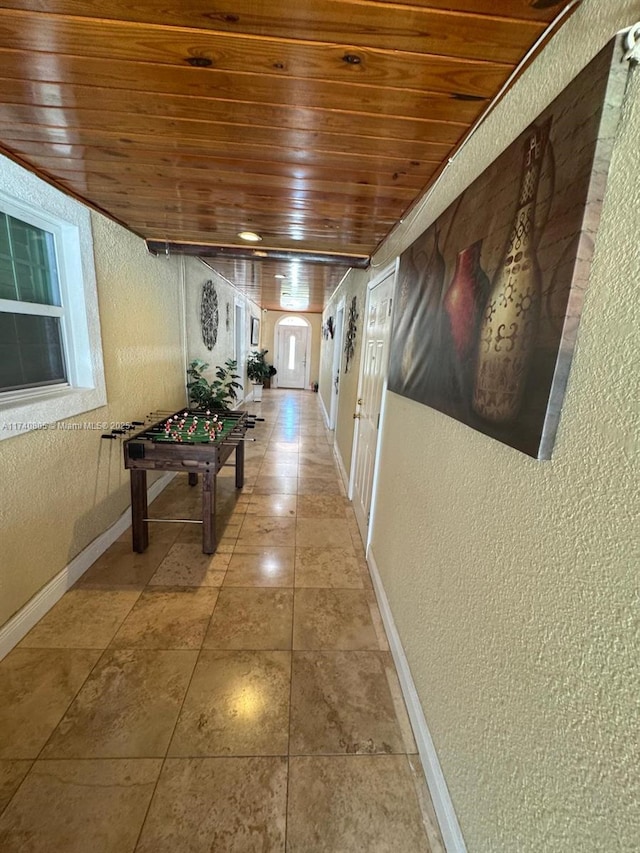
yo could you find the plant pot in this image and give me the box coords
[252,382,263,402]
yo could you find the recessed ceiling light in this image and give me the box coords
[274,274,286,279]
[238,230,262,242]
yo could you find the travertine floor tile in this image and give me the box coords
[20,587,142,649]
[136,757,287,853]
[110,587,218,649]
[0,758,161,853]
[295,518,353,549]
[293,589,380,650]
[204,589,293,650]
[224,548,295,587]
[296,495,347,518]
[149,543,230,587]
[267,441,299,453]
[290,651,405,755]
[246,494,297,517]
[0,761,32,815]
[117,522,182,544]
[261,451,298,467]
[298,451,334,467]
[237,516,296,547]
[252,476,298,495]
[259,462,298,478]
[79,541,171,587]
[169,651,291,757]
[42,649,197,758]
[0,649,101,759]
[297,462,337,480]
[268,433,300,445]
[287,755,431,852]
[0,391,441,850]
[294,548,363,588]
[297,478,342,495]
[298,439,331,452]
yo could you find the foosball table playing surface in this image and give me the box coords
[123,408,255,554]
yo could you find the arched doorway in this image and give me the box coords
[274,315,311,389]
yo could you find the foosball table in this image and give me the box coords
[123,408,257,554]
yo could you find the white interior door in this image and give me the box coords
[277,325,309,388]
[351,271,395,543]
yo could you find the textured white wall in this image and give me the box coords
[0,191,185,627]
[368,1,640,850]
[184,262,261,403]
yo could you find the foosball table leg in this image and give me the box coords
[202,468,217,554]
[130,469,149,552]
[235,440,245,489]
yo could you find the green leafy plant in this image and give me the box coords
[187,358,242,410]
[247,349,276,384]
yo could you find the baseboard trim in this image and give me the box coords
[367,545,467,853]
[318,392,331,428]
[0,472,175,662]
[333,441,351,496]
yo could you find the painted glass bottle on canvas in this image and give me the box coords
[473,120,550,423]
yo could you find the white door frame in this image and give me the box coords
[329,299,345,430]
[273,315,311,390]
[234,298,246,402]
[349,259,398,546]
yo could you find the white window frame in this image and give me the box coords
[0,159,106,441]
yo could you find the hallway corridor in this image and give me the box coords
[0,390,443,852]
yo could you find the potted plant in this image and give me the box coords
[247,349,276,401]
[187,358,242,411]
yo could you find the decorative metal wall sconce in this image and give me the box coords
[344,297,358,372]
[201,280,219,351]
[322,316,335,340]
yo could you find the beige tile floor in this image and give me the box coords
[0,390,444,853]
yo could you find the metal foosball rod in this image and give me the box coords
[143,517,202,524]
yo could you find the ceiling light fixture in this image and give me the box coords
[274,274,286,279]
[238,230,262,242]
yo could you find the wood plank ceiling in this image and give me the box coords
[0,1,578,312]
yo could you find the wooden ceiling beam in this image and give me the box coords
[147,241,368,268]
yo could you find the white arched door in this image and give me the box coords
[276,317,310,389]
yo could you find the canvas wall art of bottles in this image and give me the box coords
[386,33,630,459]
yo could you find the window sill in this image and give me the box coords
[0,383,107,441]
